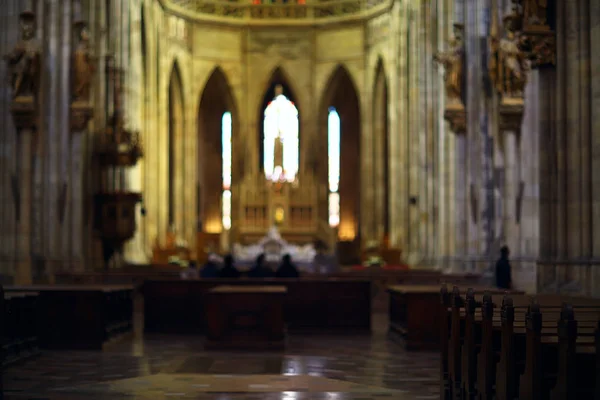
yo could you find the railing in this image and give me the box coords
[162,0,390,24]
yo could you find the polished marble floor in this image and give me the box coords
[4,314,439,399]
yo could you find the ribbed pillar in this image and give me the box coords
[502,130,518,253]
[564,0,582,285]
[58,0,72,274]
[15,129,33,284]
[43,0,61,279]
[591,0,600,295]
[0,1,19,277]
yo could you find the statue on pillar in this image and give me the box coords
[490,13,529,99]
[433,23,465,105]
[4,11,41,99]
[72,21,95,103]
[523,0,547,25]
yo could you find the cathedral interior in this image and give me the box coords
[0,0,599,399]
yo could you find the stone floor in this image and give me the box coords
[4,314,439,399]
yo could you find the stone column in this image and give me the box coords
[6,10,42,284]
[446,107,466,272]
[70,19,94,272]
[11,105,36,284]
[498,102,523,255]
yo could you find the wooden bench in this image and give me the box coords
[204,285,287,350]
[388,284,520,351]
[5,285,134,350]
[143,278,371,334]
[0,288,40,366]
[440,285,600,400]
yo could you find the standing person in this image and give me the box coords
[275,254,300,278]
[495,246,512,289]
[219,254,241,278]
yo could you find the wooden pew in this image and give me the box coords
[519,303,598,400]
[143,279,371,334]
[388,284,517,351]
[444,288,600,400]
[5,285,134,350]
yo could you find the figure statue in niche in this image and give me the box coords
[4,11,41,99]
[523,0,547,25]
[490,13,529,99]
[72,21,96,103]
[433,23,464,105]
[263,84,299,183]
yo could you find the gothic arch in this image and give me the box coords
[197,66,237,233]
[319,64,361,250]
[372,57,390,240]
[258,66,301,174]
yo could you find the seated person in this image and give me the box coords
[247,254,274,278]
[275,254,300,278]
[219,254,241,278]
[180,261,199,280]
[200,253,221,278]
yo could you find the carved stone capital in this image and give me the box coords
[512,0,556,69]
[499,97,524,132]
[70,101,93,132]
[443,103,466,135]
[518,30,555,69]
[10,96,37,131]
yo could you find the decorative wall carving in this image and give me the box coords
[4,11,41,100]
[248,31,310,60]
[489,13,529,99]
[512,0,556,68]
[366,14,390,47]
[434,23,465,106]
[72,21,95,103]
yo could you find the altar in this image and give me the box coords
[233,226,317,269]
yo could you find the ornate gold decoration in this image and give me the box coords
[70,102,94,132]
[72,20,95,103]
[498,97,525,132]
[489,12,529,99]
[512,0,556,68]
[4,11,41,100]
[434,23,465,105]
[443,104,466,135]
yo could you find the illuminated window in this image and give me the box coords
[328,107,340,227]
[263,88,299,183]
[222,112,232,230]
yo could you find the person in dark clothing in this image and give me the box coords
[219,254,241,278]
[200,255,220,278]
[247,254,274,278]
[495,246,512,289]
[275,254,300,278]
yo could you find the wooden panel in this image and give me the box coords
[143,279,371,334]
[5,285,134,350]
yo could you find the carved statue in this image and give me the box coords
[433,23,464,104]
[4,11,41,99]
[72,21,95,102]
[524,0,547,25]
[490,13,529,98]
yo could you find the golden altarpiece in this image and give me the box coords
[233,85,329,248]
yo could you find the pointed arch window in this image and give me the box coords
[263,87,299,183]
[328,107,340,227]
[222,111,232,230]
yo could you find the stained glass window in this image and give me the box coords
[328,107,340,227]
[263,92,299,183]
[222,112,232,230]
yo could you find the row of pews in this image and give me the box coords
[440,285,600,400]
[0,285,134,352]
